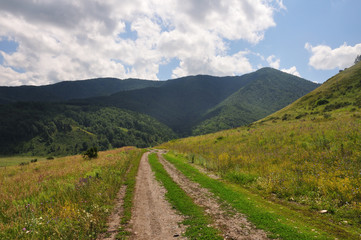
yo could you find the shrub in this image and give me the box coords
[316,99,329,106]
[83,147,98,159]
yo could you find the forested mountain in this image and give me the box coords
[77,68,319,135]
[79,75,252,135]
[0,103,175,156]
[0,67,319,155]
[0,78,162,103]
[192,68,319,134]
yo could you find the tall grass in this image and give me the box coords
[0,147,142,239]
[160,114,361,225]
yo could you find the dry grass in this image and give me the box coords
[0,147,142,239]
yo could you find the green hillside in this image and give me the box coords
[0,103,175,156]
[160,62,361,236]
[262,62,361,122]
[79,69,318,135]
[82,75,250,135]
[193,68,319,135]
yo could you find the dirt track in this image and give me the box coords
[100,151,269,239]
[157,153,269,240]
[129,152,185,240]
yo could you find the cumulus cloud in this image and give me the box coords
[266,55,280,69]
[0,0,284,86]
[281,66,301,77]
[305,42,361,70]
[266,54,300,77]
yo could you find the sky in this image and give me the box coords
[0,0,360,86]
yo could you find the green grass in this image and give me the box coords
[163,152,359,240]
[116,150,144,239]
[0,156,49,167]
[148,153,222,239]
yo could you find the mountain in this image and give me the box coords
[77,68,319,135]
[0,67,319,155]
[192,68,319,135]
[79,75,252,135]
[0,77,162,103]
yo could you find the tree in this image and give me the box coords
[355,54,361,65]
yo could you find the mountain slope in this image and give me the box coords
[0,78,162,103]
[192,68,319,134]
[262,61,361,122]
[79,75,251,135]
[78,69,318,135]
[0,103,175,156]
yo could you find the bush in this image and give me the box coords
[83,147,98,159]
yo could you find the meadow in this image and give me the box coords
[0,156,48,167]
[160,111,361,228]
[0,147,143,239]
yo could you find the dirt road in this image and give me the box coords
[129,152,185,240]
[157,153,269,240]
[100,151,269,239]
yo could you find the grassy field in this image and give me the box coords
[159,62,361,236]
[0,147,143,239]
[163,152,360,239]
[160,115,361,231]
[0,156,49,167]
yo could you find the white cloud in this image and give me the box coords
[305,42,361,70]
[281,66,301,77]
[0,0,284,86]
[267,55,280,69]
[266,54,301,77]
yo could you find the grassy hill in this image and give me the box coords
[159,62,361,234]
[261,62,361,122]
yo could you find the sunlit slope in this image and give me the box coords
[262,61,361,122]
[160,62,361,232]
[193,68,318,134]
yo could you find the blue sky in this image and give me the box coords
[0,0,360,86]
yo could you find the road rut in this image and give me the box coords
[157,152,269,240]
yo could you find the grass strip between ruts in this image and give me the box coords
[148,153,223,239]
[163,152,346,240]
[115,150,144,239]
